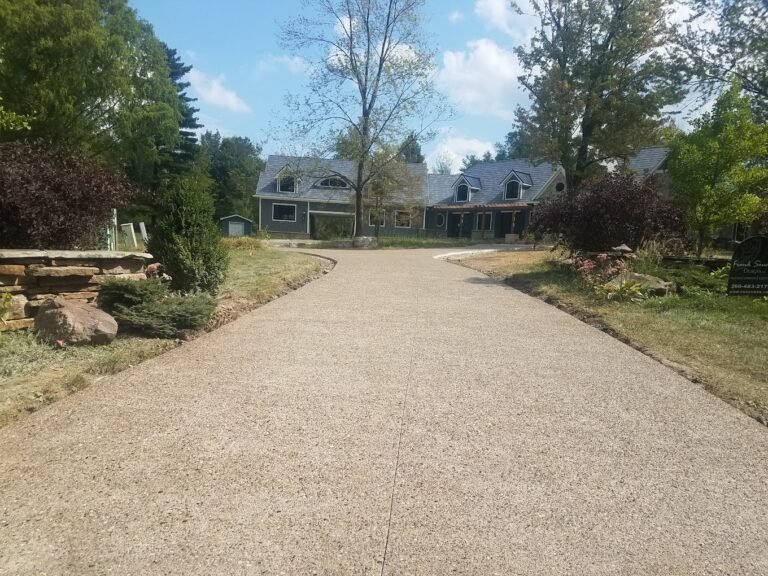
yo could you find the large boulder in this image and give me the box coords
[1,294,28,321]
[34,297,117,345]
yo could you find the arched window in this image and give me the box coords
[555,182,565,192]
[435,213,445,227]
[318,177,348,188]
[456,184,469,202]
[505,180,520,200]
[279,176,295,193]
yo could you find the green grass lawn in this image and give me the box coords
[0,245,324,429]
[223,246,323,301]
[462,251,768,424]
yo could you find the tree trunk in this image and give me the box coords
[354,185,364,237]
[354,114,370,238]
[573,114,595,190]
[696,227,706,257]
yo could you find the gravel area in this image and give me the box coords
[1,248,766,575]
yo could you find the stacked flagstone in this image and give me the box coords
[0,250,151,331]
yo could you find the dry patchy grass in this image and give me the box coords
[461,250,768,424]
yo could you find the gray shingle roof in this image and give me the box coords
[256,155,562,208]
[256,155,427,204]
[426,174,458,205]
[431,159,561,206]
[627,147,670,177]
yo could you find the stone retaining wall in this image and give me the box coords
[0,250,151,331]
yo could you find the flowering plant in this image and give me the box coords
[574,253,626,286]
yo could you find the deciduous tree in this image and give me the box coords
[281,0,449,237]
[513,0,685,187]
[679,0,767,122]
[201,131,265,221]
[494,128,532,161]
[0,0,180,186]
[668,82,768,255]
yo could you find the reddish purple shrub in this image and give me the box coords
[532,173,685,252]
[0,142,138,249]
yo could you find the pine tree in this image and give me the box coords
[400,133,425,164]
[161,46,203,176]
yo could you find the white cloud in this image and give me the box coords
[436,39,525,121]
[427,131,495,173]
[335,15,353,36]
[449,10,464,23]
[474,0,537,43]
[186,69,251,113]
[256,55,308,75]
[195,113,232,137]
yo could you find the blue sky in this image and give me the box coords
[130,0,543,172]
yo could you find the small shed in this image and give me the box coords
[219,215,253,237]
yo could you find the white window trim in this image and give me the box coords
[394,210,412,228]
[272,202,297,223]
[455,183,470,203]
[475,212,493,231]
[278,175,296,193]
[504,178,522,201]
[435,213,446,227]
[368,210,385,227]
[316,177,349,189]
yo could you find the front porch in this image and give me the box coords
[431,205,533,241]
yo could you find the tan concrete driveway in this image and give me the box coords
[1,249,767,575]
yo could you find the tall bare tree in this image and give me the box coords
[281,0,449,237]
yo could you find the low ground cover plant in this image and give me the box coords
[99,278,215,338]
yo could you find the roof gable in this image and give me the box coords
[430,158,561,206]
[256,155,428,204]
[627,146,670,177]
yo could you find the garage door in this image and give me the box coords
[228,221,245,237]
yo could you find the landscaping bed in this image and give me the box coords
[458,250,768,426]
[0,244,326,429]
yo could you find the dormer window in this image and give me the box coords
[279,175,295,193]
[456,183,469,202]
[505,180,520,200]
[318,177,348,188]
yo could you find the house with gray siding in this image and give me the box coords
[254,155,566,240]
[425,159,565,240]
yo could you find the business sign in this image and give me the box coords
[728,236,768,296]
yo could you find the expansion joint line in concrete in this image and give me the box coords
[379,286,421,576]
